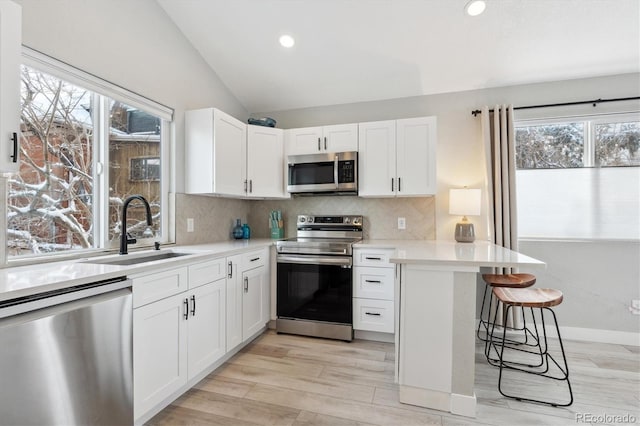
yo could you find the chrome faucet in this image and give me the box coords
[120,195,153,255]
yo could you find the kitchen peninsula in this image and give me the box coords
[355,240,545,418]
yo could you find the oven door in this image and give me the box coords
[277,255,352,325]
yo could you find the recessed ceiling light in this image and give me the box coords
[279,34,295,48]
[465,0,486,16]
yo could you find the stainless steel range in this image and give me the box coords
[276,214,363,341]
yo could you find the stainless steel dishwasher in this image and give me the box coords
[0,277,133,425]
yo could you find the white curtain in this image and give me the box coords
[482,104,517,252]
[481,105,521,327]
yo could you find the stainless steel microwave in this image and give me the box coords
[287,151,357,195]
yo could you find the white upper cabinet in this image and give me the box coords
[396,117,437,196]
[0,0,21,173]
[358,120,396,197]
[185,108,246,197]
[186,109,287,198]
[358,116,437,197]
[286,123,358,155]
[246,124,285,198]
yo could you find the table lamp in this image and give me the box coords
[449,188,481,243]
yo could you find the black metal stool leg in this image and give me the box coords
[476,283,490,341]
[496,305,573,407]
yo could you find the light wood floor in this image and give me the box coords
[148,330,640,425]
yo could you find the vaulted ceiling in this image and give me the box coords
[157,0,640,113]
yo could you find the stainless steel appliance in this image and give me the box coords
[276,214,363,341]
[287,151,357,195]
[0,277,133,425]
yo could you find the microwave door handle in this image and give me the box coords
[334,154,339,189]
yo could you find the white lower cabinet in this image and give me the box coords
[133,291,187,420]
[187,279,226,380]
[226,248,270,352]
[133,257,228,420]
[242,266,268,337]
[353,248,395,334]
[353,298,394,333]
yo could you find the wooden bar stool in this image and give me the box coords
[477,273,537,348]
[488,287,573,407]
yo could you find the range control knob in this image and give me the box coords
[344,217,351,224]
[352,217,361,225]
[299,217,306,223]
[308,216,314,223]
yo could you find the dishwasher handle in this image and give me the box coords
[0,277,131,319]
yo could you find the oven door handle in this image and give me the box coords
[277,255,352,267]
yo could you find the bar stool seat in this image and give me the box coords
[477,273,537,349]
[488,287,573,407]
[482,273,537,288]
[493,287,562,308]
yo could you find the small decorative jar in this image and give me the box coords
[232,219,243,239]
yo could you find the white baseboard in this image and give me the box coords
[475,320,640,346]
[554,325,639,346]
[354,330,395,343]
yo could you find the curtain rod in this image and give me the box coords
[471,96,640,117]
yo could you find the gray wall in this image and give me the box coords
[519,240,640,334]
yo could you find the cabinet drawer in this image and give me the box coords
[133,267,188,308]
[354,248,394,267]
[189,257,226,289]
[353,298,394,333]
[241,248,267,270]
[353,267,394,300]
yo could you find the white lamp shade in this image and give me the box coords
[449,188,481,216]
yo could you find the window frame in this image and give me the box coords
[515,112,640,170]
[3,48,174,266]
[515,111,640,242]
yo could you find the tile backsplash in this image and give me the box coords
[249,196,435,240]
[176,194,250,245]
[176,193,435,244]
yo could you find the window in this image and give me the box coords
[7,53,172,259]
[130,157,161,181]
[515,113,640,241]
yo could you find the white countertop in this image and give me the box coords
[0,239,275,302]
[355,239,545,268]
[1,238,544,303]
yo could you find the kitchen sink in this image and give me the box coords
[82,251,193,266]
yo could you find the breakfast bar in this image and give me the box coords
[384,240,545,418]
